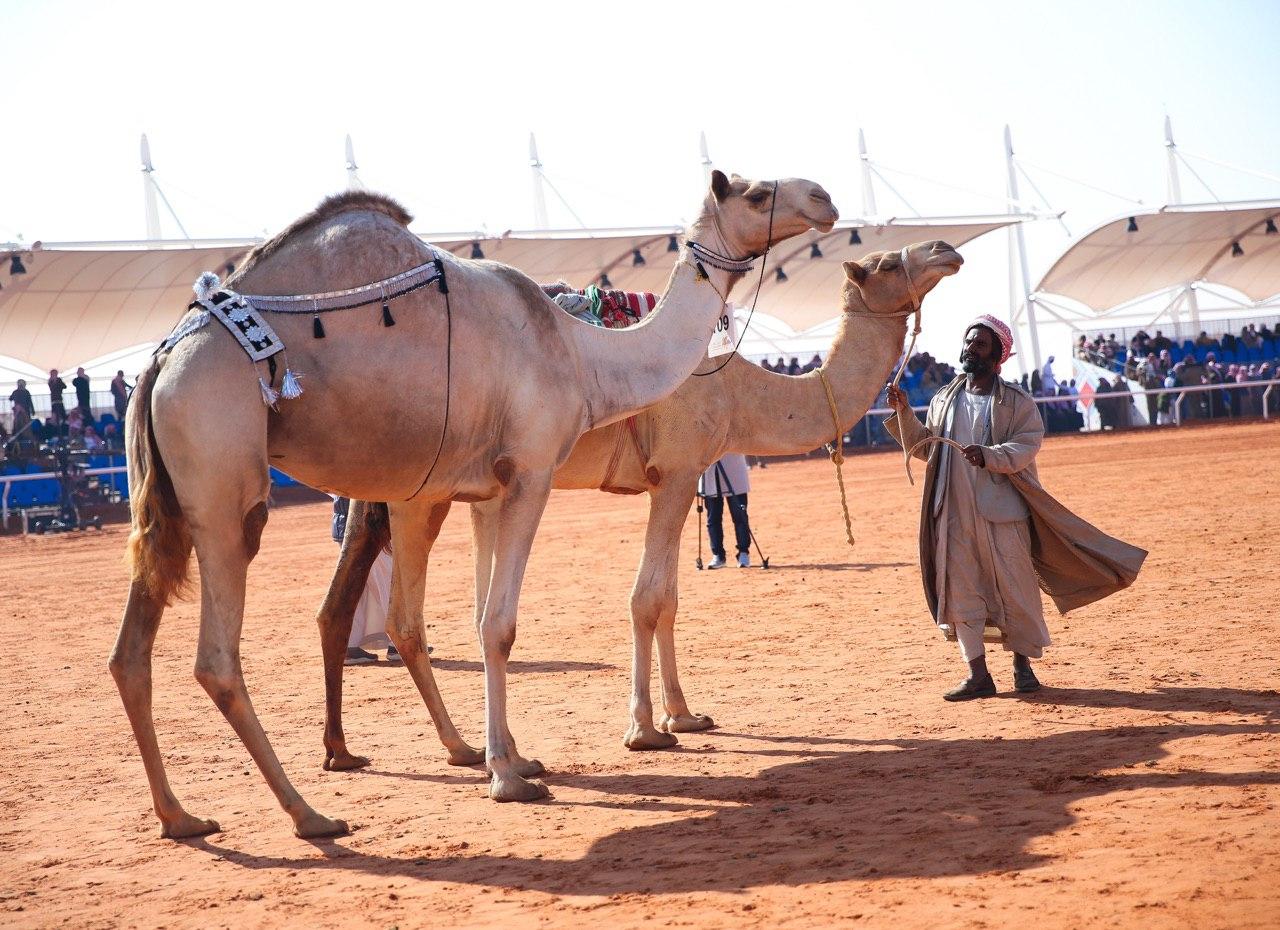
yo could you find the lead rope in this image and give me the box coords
[891,246,925,484]
[817,368,855,547]
[904,435,966,486]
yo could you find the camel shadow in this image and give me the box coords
[766,561,912,572]
[424,658,618,674]
[192,686,1279,896]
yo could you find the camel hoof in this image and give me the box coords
[294,811,351,839]
[489,775,551,803]
[447,745,487,767]
[659,713,716,734]
[160,813,220,840]
[624,726,679,751]
[323,750,372,772]
[516,758,546,778]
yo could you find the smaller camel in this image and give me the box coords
[319,240,963,769]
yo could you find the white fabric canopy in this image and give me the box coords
[0,216,1016,376]
[1035,200,1280,311]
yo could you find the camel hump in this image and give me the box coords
[235,191,415,282]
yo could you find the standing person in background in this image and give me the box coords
[72,367,91,417]
[332,496,402,665]
[700,452,753,569]
[47,369,67,423]
[110,370,130,420]
[9,379,34,420]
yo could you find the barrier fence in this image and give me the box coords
[4,380,1276,524]
[847,378,1279,449]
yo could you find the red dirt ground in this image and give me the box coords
[2,422,1278,929]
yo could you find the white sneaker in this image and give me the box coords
[707,555,727,569]
[737,552,750,568]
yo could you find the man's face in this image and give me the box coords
[961,326,998,376]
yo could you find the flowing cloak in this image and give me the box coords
[886,376,1147,625]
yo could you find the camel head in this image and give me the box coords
[839,239,963,315]
[707,170,838,257]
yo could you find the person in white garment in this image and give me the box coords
[886,315,1051,700]
[332,497,398,666]
[699,452,753,568]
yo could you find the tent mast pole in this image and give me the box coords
[858,128,877,218]
[140,134,161,240]
[530,133,549,230]
[1165,115,1201,332]
[345,135,364,190]
[1005,125,1042,374]
[699,131,713,189]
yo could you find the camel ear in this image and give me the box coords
[711,170,732,203]
[842,260,867,285]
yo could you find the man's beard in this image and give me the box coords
[961,353,994,376]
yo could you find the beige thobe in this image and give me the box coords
[934,391,1051,659]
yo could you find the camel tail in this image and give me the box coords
[125,358,193,606]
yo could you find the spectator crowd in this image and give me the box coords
[4,368,132,463]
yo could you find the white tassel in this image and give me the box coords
[259,376,280,407]
[193,272,221,301]
[280,368,303,399]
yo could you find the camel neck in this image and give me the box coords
[567,213,746,429]
[726,295,910,455]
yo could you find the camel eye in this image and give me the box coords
[745,190,770,206]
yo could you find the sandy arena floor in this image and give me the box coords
[2,422,1278,929]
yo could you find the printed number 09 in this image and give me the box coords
[716,314,729,332]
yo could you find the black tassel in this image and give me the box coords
[381,302,395,327]
[313,315,326,338]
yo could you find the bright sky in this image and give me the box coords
[3,0,1279,370]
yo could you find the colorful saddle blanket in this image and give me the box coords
[549,285,657,329]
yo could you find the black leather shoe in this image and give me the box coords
[1013,664,1041,692]
[943,673,997,701]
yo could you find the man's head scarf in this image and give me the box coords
[966,314,1015,367]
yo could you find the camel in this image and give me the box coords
[110,172,837,839]
[318,239,963,770]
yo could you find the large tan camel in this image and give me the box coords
[318,239,963,770]
[111,172,838,839]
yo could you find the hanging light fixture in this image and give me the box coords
[1126,217,1139,233]
[599,272,613,288]
[1231,240,1244,257]
[1265,218,1278,235]
[667,234,679,252]
[631,248,646,266]
[848,228,862,245]
[809,242,823,260]
[470,241,485,260]
[775,267,788,283]
[9,253,27,274]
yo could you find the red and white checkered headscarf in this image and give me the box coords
[967,314,1015,366]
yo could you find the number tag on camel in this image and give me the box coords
[708,305,737,358]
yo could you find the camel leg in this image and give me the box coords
[477,471,552,802]
[651,481,716,735]
[318,500,384,772]
[190,506,349,839]
[384,500,486,767]
[109,580,220,839]
[470,502,545,778]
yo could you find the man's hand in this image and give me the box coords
[886,384,909,412]
[962,444,986,468]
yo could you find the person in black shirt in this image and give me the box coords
[8,379,34,418]
[48,369,67,422]
[72,367,92,416]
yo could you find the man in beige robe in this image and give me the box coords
[887,315,1145,700]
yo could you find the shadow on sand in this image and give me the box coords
[190,686,1278,895]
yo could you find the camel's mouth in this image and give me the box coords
[926,253,964,275]
[801,212,838,233]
